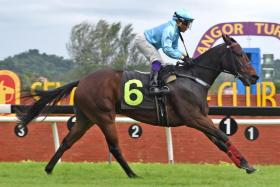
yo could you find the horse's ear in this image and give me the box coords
[222,34,227,42]
[222,34,231,44]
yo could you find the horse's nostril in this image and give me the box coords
[252,75,259,81]
[251,75,259,84]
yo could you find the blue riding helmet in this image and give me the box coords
[173,8,194,24]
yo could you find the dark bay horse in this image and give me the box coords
[17,34,259,177]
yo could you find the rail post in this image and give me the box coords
[165,127,174,164]
[51,122,61,163]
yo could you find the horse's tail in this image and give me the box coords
[17,80,79,127]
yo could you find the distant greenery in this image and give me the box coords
[275,81,280,93]
[1,19,280,94]
[0,49,76,90]
[66,20,148,79]
[0,20,149,90]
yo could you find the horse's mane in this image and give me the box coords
[193,43,226,63]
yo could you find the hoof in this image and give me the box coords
[45,167,53,175]
[246,166,257,174]
[240,159,257,174]
[128,173,138,178]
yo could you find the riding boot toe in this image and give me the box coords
[149,87,160,94]
[149,86,170,95]
[160,86,170,94]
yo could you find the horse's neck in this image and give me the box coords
[192,45,226,86]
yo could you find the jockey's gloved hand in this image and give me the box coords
[181,55,193,65]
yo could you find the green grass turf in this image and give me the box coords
[0,162,279,187]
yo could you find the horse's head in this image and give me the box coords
[221,34,259,86]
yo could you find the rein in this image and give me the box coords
[176,43,249,87]
[188,43,250,77]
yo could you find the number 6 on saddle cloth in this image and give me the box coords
[121,66,178,125]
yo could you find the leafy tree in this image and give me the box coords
[0,20,150,89]
[66,20,148,75]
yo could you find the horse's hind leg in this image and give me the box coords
[98,122,137,178]
[45,108,92,174]
[188,116,256,174]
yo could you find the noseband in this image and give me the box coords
[226,43,251,79]
[190,43,250,78]
[178,43,251,88]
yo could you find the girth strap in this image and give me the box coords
[154,95,169,126]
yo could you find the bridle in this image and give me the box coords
[184,43,251,78]
[175,42,253,88]
[225,43,251,79]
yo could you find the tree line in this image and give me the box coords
[1,19,279,93]
[0,20,149,89]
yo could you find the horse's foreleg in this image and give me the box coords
[205,134,242,165]
[190,117,256,174]
[207,134,256,174]
[224,140,257,173]
[99,123,137,178]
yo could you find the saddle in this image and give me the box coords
[121,66,177,125]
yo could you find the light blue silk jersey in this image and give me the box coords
[144,20,183,59]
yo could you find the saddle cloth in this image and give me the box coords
[121,71,156,109]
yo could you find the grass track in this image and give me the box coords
[0,162,279,187]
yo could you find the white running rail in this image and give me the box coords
[1,116,280,163]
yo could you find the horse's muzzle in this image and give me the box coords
[250,75,259,84]
[240,74,259,86]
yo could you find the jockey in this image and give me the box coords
[135,8,194,95]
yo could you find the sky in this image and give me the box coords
[0,0,279,62]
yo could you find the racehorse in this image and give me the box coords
[16,34,259,177]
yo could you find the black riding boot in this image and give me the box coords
[149,70,159,94]
[149,71,170,95]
